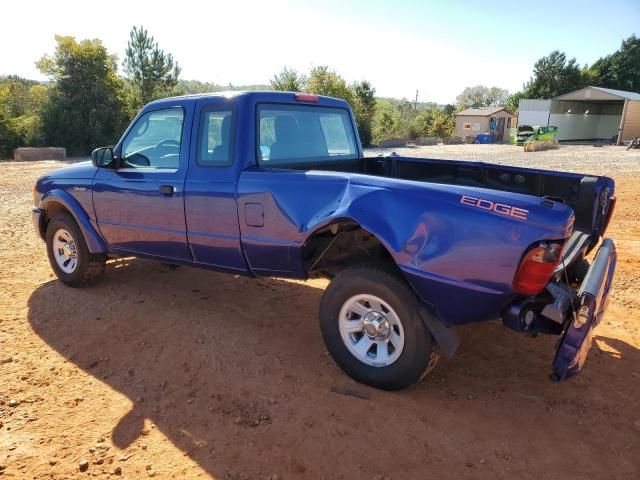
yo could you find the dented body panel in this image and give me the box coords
[237,168,575,324]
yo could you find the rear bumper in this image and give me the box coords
[501,238,616,381]
[551,238,617,381]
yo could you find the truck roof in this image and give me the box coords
[147,90,350,108]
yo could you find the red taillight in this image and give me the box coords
[512,242,564,295]
[295,93,319,102]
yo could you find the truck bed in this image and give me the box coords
[265,154,615,265]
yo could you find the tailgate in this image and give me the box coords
[551,238,617,381]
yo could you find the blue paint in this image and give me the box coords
[33,91,617,380]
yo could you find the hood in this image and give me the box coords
[43,160,97,179]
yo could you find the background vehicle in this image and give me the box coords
[512,125,559,145]
[32,92,616,390]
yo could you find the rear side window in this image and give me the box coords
[257,104,357,166]
[198,108,234,166]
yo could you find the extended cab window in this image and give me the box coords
[121,108,184,169]
[257,104,357,166]
[198,109,234,166]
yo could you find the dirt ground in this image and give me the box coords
[1,145,639,480]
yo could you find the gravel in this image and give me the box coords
[365,144,640,178]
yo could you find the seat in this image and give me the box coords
[211,115,231,162]
[269,116,301,161]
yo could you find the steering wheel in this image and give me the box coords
[154,139,180,157]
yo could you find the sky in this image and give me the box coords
[1,0,638,103]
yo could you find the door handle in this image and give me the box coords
[159,185,175,195]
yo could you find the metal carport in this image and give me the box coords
[518,86,640,144]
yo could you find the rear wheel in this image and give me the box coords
[319,265,439,390]
[46,213,106,287]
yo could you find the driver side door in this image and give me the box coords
[93,105,193,261]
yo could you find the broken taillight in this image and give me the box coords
[512,242,564,295]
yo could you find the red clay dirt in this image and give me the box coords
[0,159,639,479]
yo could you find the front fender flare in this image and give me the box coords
[39,190,107,254]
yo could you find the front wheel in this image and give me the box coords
[319,265,439,390]
[45,213,106,287]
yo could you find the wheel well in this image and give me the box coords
[302,221,399,278]
[41,202,70,236]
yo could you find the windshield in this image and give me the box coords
[257,104,358,167]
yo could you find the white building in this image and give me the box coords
[517,86,640,144]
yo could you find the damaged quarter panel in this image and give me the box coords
[238,169,575,325]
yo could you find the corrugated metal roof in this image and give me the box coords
[455,107,514,116]
[553,86,640,101]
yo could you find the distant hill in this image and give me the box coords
[178,80,269,94]
[376,96,450,110]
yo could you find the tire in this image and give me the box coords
[45,213,106,287]
[319,265,439,390]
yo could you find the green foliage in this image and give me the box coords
[270,67,307,92]
[505,91,526,112]
[509,37,639,110]
[456,85,509,109]
[307,66,353,102]
[123,26,181,110]
[372,100,401,141]
[522,50,584,99]
[371,98,455,144]
[351,81,376,146]
[177,79,268,94]
[589,35,640,93]
[0,76,47,158]
[37,35,127,155]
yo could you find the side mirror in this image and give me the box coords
[91,147,116,168]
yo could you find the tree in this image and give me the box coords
[307,66,353,102]
[372,100,400,143]
[522,50,583,99]
[426,109,455,138]
[270,67,307,92]
[505,91,526,112]
[36,35,127,155]
[0,76,48,158]
[351,81,376,146]
[456,85,509,109]
[123,26,181,109]
[589,35,640,93]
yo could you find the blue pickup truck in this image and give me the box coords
[32,91,617,390]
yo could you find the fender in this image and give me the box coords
[39,189,107,254]
[302,215,460,356]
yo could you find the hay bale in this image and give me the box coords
[415,137,438,146]
[443,136,464,145]
[523,139,559,152]
[13,147,66,161]
[379,138,406,148]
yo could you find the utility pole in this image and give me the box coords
[414,89,419,110]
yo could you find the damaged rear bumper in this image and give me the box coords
[551,238,616,381]
[502,239,617,381]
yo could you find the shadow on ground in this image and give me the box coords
[27,259,640,479]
